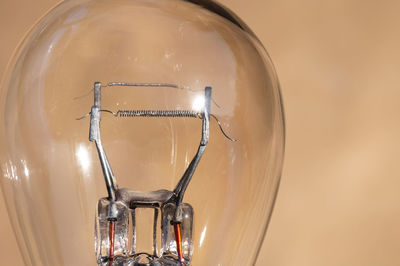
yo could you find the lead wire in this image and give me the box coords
[108,219,116,266]
[173,222,185,266]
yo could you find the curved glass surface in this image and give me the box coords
[0,0,284,265]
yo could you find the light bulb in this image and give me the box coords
[0,0,285,265]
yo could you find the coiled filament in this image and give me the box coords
[117,110,200,118]
[77,109,236,142]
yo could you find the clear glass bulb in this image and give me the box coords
[0,0,284,265]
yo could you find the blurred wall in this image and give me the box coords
[1,0,400,265]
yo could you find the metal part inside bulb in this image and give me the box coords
[88,82,213,265]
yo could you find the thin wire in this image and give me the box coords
[106,82,184,89]
[75,109,118,120]
[106,82,221,107]
[210,114,237,142]
[73,82,221,108]
[117,109,200,118]
[73,88,93,100]
[76,110,237,141]
[76,112,90,120]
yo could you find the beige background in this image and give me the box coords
[1,0,400,265]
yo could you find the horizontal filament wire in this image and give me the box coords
[117,109,201,118]
[77,109,236,141]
